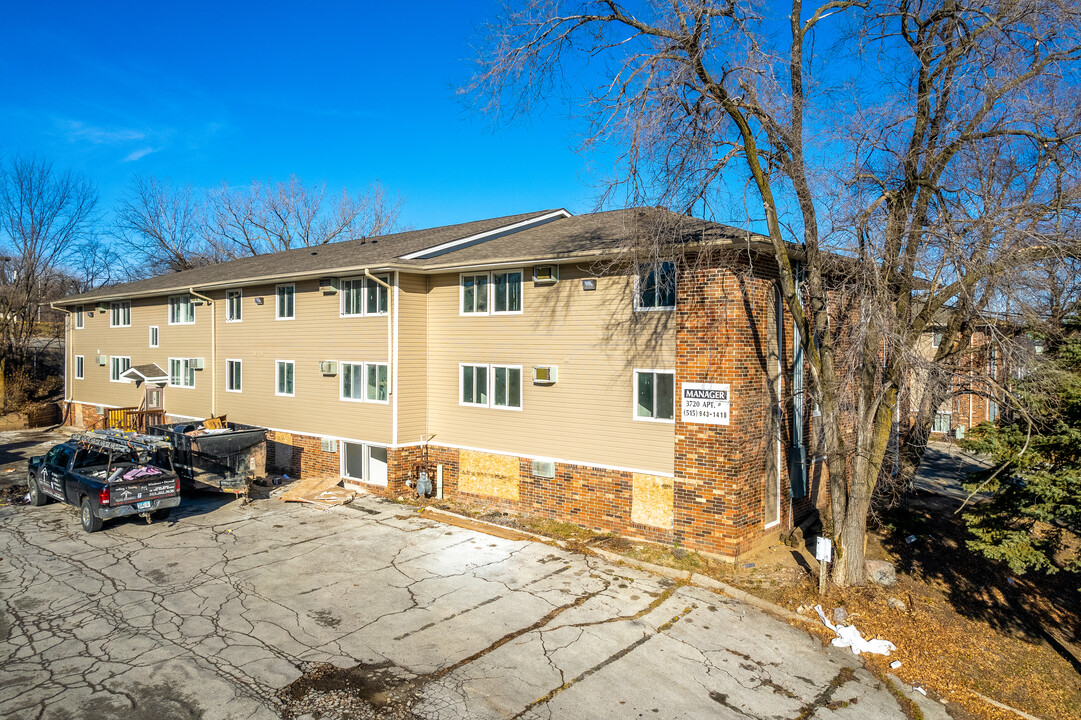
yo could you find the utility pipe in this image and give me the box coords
[364,269,393,396]
[365,269,396,446]
[188,288,216,417]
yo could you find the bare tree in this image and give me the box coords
[114,176,216,274]
[468,0,1081,584]
[206,176,403,258]
[0,155,98,381]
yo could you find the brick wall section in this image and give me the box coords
[395,445,675,545]
[64,401,105,430]
[673,265,789,557]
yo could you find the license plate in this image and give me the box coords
[137,501,152,511]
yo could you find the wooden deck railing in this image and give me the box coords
[104,408,167,433]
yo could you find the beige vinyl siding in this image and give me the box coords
[213,281,392,444]
[397,272,428,443]
[425,264,676,474]
[68,296,212,415]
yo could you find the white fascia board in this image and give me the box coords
[399,209,572,261]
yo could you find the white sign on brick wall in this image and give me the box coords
[681,383,731,425]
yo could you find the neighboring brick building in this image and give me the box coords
[56,208,824,559]
[913,328,1011,440]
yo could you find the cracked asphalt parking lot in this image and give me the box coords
[0,486,946,720]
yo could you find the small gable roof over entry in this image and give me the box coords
[120,364,169,383]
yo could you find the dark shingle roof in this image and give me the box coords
[120,363,168,382]
[417,207,752,268]
[60,207,756,304]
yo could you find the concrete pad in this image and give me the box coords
[1,489,948,720]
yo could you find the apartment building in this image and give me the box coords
[56,208,821,558]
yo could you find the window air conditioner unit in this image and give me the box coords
[532,459,556,478]
[189,358,205,370]
[532,366,557,385]
[533,265,559,284]
[321,437,338,453]
[319,278,339,294]
[96,355,107,366]
[319,360,338,375]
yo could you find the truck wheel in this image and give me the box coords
[27,474,48,507]
[151,508,171,521]
[80,497,103,533]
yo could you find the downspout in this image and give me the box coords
[364,269,395,444]
[50,303,72,407]
[189,288,216,417]
[972,348,981,428]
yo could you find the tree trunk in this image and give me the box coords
[835,477,871,586]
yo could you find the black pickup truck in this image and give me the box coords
[27,431,182,533]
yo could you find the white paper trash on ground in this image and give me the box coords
[814,604,897,656]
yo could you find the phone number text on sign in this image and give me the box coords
[681,383,731,425]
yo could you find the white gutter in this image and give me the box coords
[53,240,769,307]
[50,303,72,407]
[188,287,216,417]
[364,269,395,444]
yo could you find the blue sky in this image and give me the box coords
[0,1,607,230]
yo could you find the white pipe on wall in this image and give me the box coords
[188,288,216,417]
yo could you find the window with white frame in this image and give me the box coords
[110,356,131,382]
[459,364,521,409]
[366,363,388,402]
[341,362,365,401]
[276,360,294,396]
[341,278,364,317]
[933,411,951,434]
[931,332,943,348]
[110,301,131,327]
[340,276,389,316]
[169,295,195,325]
[492,365,522,409]
[366,275,389,315]
[460,364,489,406]
[491,271,522,313]
[461,274,489,314]
[635,370,675,421]
[75,305,84,329]
[226,290,242,322]
[461,271,522,315]
[988,399,999,423]
[75,355,84,380]
[226,359,242,392]
[341,362,389,402]
[635,262,676,310]
[342,442,389,486]
[276,284,294,320]
[149,325,159,347]
[169,358,196,388]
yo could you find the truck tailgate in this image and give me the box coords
[110,476,177,505]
